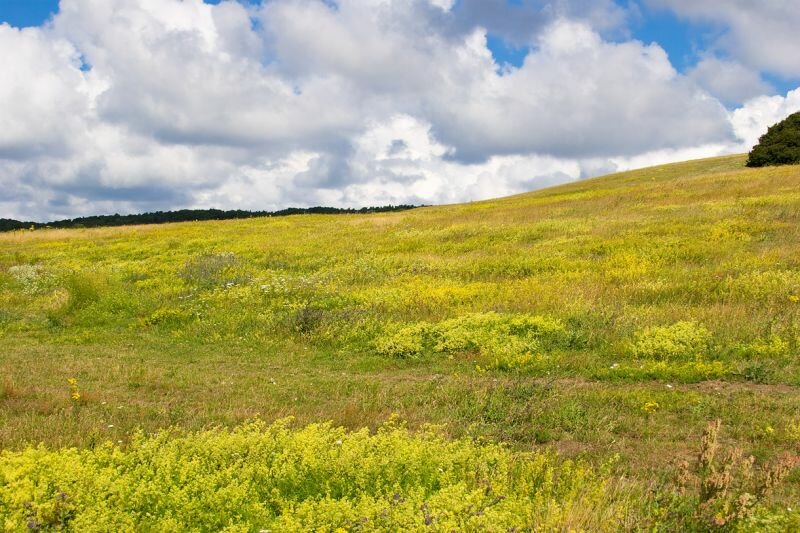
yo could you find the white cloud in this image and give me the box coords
[688,57,773,105]
[425,20,732,160]
[731,87,800,150]
[337,114,584,206]
[53,0,361,151]
[648,0,800,77]
[427,0,455,13]
[589,87,800,174]
[0,24,91,160]
[0,0,796,221]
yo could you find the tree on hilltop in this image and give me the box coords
[746,111,800,167]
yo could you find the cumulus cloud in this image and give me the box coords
[731,87,800,149]
[0,24,91,160]
[0,0,798,221]
[603,87,800,174]
[688,57,773,106]
[424,20,732,161]
[648,0,800,78]
[427,0,629,45]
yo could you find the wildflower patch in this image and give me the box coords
[0,419,619,532]
[630,321,712,361]
[375,312,571,370]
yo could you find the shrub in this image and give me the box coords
[375,312,570,370]
[374,322,430,357]
[631,321,712,361]
[730,335,790,360]
[746,111,800,167]
[0,419,626,532]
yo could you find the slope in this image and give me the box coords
[1,153,799,529]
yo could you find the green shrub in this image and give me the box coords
[63,272,101,312]
[631,321,712,361]
[730,335,790,360]
[747,112,800,167]
[373,322,430,357]
[375,312,570,370]
[0,419,626,532]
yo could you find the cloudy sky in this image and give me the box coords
[1,0,799,221]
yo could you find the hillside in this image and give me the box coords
[2,154,800,530]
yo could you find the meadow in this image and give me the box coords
[1,154,800,530]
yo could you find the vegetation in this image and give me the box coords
[747,111,800,167]
[0,419,631,531]
[2,154,800,529]
[0,205,418,232]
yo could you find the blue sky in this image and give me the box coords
[1,0,799,220]
[0,0,60,27]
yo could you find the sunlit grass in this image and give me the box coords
[2,154,800,529]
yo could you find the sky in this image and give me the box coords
[1,0,800,221]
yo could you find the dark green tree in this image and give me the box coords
[746,111,800,167]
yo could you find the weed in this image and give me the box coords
[8,264,57,294]
[1,379,20,400]
[669,420,800,529]
[67,378,81,403]
[376,312,569,371]
[180,252,245,289]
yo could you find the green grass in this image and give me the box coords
[2,154,800,530]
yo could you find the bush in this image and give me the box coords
[746,112,800,167]
[0,419,625,532]
[375,312,571,370]
[631,321,712,361]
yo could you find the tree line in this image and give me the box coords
[0,205,420,232]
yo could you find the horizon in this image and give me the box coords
[6,152,747,224]
[1,202,421,227]
[1,1,799,221]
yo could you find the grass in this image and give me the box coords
[2,154,800,530]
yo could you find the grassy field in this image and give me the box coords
[2,154,800,530]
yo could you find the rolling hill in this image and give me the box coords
[1,154,799,530]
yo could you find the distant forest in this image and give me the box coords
[0,205,420,232]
